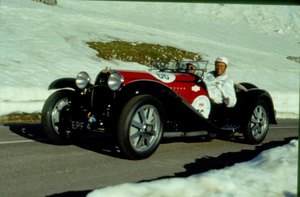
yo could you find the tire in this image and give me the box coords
[42,90,74,145]
[242,100,269,144]
[117,95,164,160]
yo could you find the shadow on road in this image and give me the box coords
[4,123,50,144]
[3,123,125,159]
[46,190,91,197]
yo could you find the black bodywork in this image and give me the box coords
[42,62,277,159]
[48,72,276,134]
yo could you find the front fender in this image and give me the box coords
[113,80,210,130]
[48,78,77,90]
[114,80,178,111]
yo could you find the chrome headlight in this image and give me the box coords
[76,71,91,89]
[108,72,124,91]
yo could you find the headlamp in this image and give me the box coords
[76,71,91,89]
[108,72,124,91]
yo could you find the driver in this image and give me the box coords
[186,62,197,73]
[203,57,236,108]
[186,62,203,76]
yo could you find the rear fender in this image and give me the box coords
[239,89,277,124]
[48,78,77,90]
[239,82,258,90]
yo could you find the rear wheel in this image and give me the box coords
[243,100,269,144]
[117,95,164,160]
[42,90,73,144]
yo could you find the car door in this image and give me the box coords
[171,73,211,118]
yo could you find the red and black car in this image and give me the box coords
[42,60,276,159]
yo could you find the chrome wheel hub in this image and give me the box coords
[51,98,69,134]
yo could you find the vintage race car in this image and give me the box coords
[42,60,276,159]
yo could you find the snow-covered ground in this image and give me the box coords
[0,1,298,196]
[0,0,299,118]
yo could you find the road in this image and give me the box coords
[0,119,298,197]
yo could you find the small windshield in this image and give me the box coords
[150,59,208,78]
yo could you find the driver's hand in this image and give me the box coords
[224,98,230,107]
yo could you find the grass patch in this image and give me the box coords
[287,56,300,64]
[87,40,203,66]
[0,113,41,123]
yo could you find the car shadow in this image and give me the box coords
[4,122,214,159]
[46,190,92,197]
[4,122,297,161]
[161,135,212,144]
[3,123,125,159]
[4,122,51,144]
[72,133,125,159]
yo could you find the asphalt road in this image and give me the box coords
[0,119,298,197]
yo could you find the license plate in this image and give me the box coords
[71,121,90,131]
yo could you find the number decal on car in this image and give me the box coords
[149,71,176,83]
[192,95,211,119]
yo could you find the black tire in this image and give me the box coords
[117,95,164,160]
[242,100,269,144]
[42,90,74,145]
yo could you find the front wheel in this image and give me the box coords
[242,100,269,144]
[42,90,74,144]
[117,95,164,160]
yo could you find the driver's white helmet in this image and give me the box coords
[215,57,229,66]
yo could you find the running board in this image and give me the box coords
[219,124,240,132]
[163,130,208,138]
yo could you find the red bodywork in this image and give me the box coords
[118,70,211,118]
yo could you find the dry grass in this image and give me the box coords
[0,113,41,124]
[87,40,203,65]
[287,56,300,64]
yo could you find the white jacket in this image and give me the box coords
[203,71,237,108]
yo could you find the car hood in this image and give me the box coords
[117,70,197,85]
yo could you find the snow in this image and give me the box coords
[0,1,298,196]
[88,140,298,197]
[0,0,299,118]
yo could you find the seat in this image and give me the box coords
[234,83,247,92]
